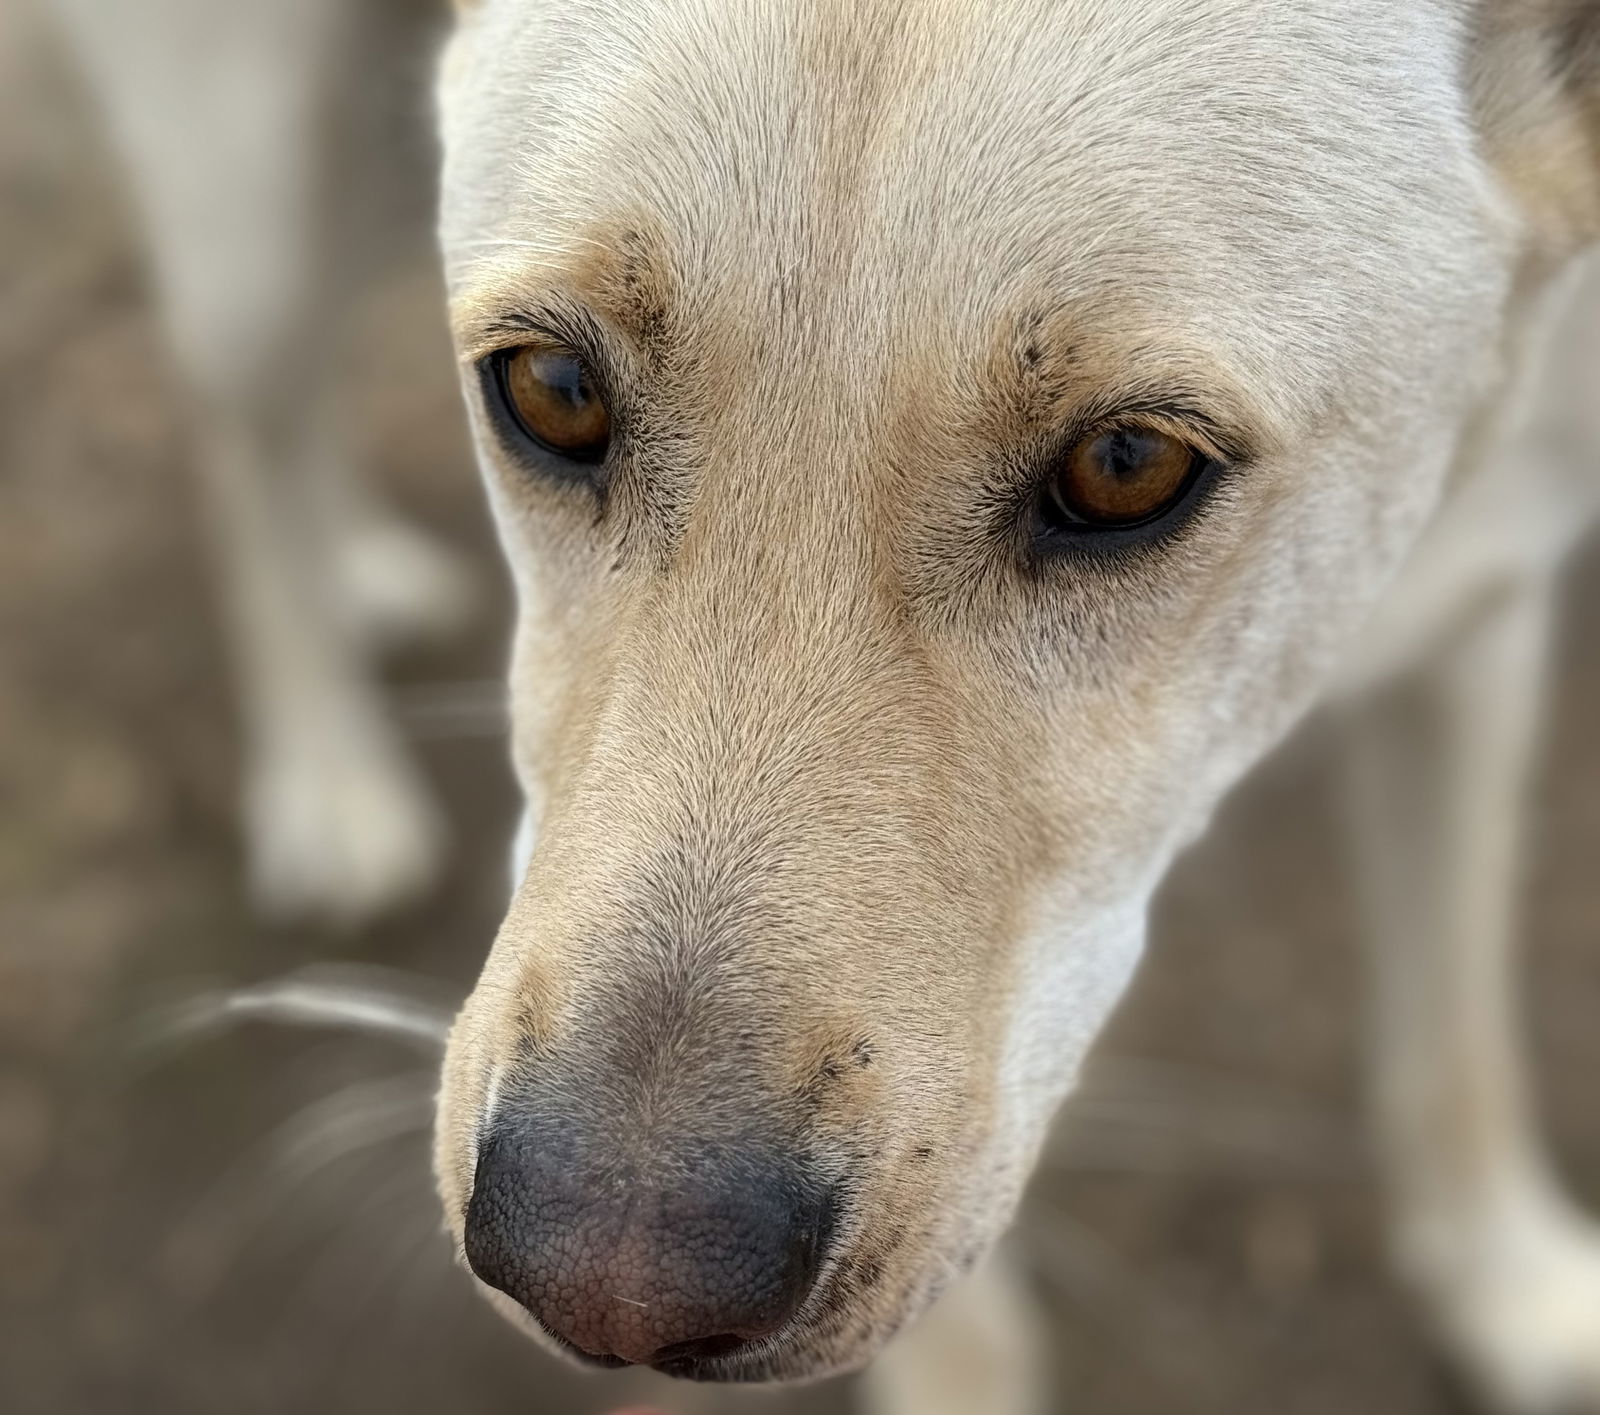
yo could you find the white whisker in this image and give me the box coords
[134,965,454,1058]
[161,1072,436,1298]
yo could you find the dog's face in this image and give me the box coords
[432,0,1598,1384]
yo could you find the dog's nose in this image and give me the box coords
[463,1127,833,1370]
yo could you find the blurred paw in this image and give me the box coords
[246,726,445,928]
[1408,1196,1600,1414]
[335,519,479,653]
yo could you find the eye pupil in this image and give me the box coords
[498,346,611,463]
[546,358,587,408]
[1046,425,1200,530]
[1101,429,1152,480]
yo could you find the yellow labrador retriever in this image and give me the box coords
[52,0,1600,1411]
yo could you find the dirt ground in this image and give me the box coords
[4,6,1600,1414]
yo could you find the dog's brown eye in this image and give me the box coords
[499,346,610,462]
[1046,427,1201,528]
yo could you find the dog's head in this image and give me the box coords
[432,0,1600,1382]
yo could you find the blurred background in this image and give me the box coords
[4,3,1600,1413]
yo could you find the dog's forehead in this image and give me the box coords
[442,0,1495,403]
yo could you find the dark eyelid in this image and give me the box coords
[478,352,617,485]
[472,304,625,482]
[1013,393,1246,565]
[1021,450,1229,565]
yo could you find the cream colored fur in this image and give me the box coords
[433,0,1600,1407]
[55,0,1600,1409]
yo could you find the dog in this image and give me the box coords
[51,0,1600,1411]
[48,0,473,927]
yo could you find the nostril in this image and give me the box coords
[651,1332,751,1365]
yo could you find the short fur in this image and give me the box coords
[429,0,1600,1402]
[55,0,1600,1408]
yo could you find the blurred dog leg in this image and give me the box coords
[1343,578,1600,1414]
[858,1249,1047,1415]
[286,0,478,656]
[48,0,451,924]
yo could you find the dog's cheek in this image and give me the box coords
[989,896,1150,1177]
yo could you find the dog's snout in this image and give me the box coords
[463,1126,833,1372]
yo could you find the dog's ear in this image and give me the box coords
[1469,0,1600,251]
